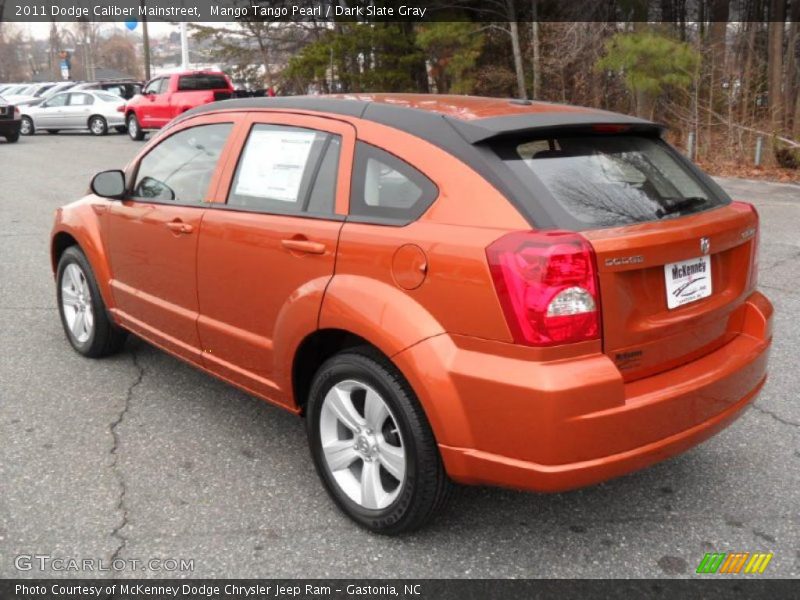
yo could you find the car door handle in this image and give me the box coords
[281,238,326,254]
[166,220,193,234]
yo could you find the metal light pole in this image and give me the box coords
[180,22,189,70]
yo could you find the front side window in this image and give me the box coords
[44,94,69,108]
[132,123,232,204]
[493,134,728,229]
[227,124,340,216]
[349,142,438,225]
[143,79,163,95]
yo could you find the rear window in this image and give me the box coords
[96,92,122,103]
[493,134,729,229]
[177,74,230,91]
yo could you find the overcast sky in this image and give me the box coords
[17,20,187,40]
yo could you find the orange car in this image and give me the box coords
[51,94,771,533]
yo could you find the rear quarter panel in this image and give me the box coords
[320,118,530,355]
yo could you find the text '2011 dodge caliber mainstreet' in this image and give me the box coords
[51,95,772,533]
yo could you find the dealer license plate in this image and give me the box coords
[664,255,712,309]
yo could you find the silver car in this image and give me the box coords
[20,90,126,136]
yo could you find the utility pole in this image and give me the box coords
[140,0,151,80]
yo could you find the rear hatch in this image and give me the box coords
[585,203,757,380]
[488,129,758,379]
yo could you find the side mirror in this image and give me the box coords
[91,170,126,199]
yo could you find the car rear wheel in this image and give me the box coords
[127,114,144,141]
[89,116,107,136]
[307,349,451,534]
[56,246,127,358]
[19,117,33,136]
[5,132,19,143]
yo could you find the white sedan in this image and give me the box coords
[20,90,126,136]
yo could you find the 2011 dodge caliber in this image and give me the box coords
[51,95,772,533]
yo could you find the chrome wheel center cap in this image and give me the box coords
[355,433,376,458]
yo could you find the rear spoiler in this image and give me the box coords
[446,112,666,145]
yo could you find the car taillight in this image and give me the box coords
[116,105,125,113]
[486,231,601,346]
[13,107,20,119]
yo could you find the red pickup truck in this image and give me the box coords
[124,71,234,140]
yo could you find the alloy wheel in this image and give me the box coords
[319,380,406,510]
[60,263,94,344]
[90,117,105,135]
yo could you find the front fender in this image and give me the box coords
[51,199,115,311]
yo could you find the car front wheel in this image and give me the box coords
[127,113,144,141]
[19,117,33,136]
[307,349,451,534]
[56,246,127,357]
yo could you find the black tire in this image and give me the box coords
[127,113,144,141]
[114,126,127,134]
[5,132,19,143]
[20,116,34,136]
[46,129,59,134]
[307,348,451,534]
[56,246,127,358]
[89,116,107,136]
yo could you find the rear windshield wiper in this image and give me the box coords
[655,196,708,218]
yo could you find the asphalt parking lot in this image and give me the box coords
[0,132,797,579]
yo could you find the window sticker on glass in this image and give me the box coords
[234,129,317,202]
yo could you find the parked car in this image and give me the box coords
[20,90,126,136]
[71,80,142,101]
[19,81,80,107]
[51,95,771,534]
[0,95,21,142]
[123,71,233,141]
[3,82,57,105]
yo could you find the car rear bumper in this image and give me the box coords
[395,291,772,492]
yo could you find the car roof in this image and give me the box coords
[182,93,660,143]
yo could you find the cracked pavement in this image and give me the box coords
[0,135,797,579]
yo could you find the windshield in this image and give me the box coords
[34,84,54,97]
[493,134,729,229]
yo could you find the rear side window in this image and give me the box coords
[349,142,438,225]
[69,93,94,106]
[132,123,232,204]
[227,124,340,216]
[178,74,229,91]
[493,134,728,229]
